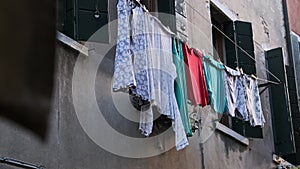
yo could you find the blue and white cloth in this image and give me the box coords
[130,6,151,101]
[113,1,189,150]
[224,66,248,120]
[243,75,265,127]
[138,12,188,150]
[113,0,136,91]
[224,66,265,126]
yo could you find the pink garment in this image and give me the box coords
[182,43,208,106]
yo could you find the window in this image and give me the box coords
[140,0,157,12]
[140,0,176,32]
[58,0,109,43]
[210,3,230,62]
[58,0,176,43]
[210,3,262,139]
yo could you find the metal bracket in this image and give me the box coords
[0,157,45,169]
[258,82,273,95]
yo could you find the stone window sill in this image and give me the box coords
[215,122,249,146]
[56,31,89,56]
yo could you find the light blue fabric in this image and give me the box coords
[202,56,228,113]
[243,75,265,126]
[130,7,151,101]
[113,2,188,150]
[139,13,188,150]
[172,39,193,137]
[224,66,248,120]
[113,0,136,91]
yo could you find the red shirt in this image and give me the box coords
[182,43,208,106]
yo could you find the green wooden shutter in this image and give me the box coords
[266,48,296,155]
[65,0,108,43]
[225,21,256,75]
[284,65,300,164]
[156,0,176,32]
[283,35,300,165]
[224,21,262,138]
[292,34,300,97]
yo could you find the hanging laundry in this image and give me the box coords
[139,12,158,137]
[113,0,136,91]
[138,12,189,150]
[224,66,248,120]
[243,75,266,127]
[202,56,228,114]
[182,43,209,107]
[130,6,151,101]
[172,39,193,137]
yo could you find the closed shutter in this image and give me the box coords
[291,34,300,96]
[65,0,108,43]
[157,0,176,32]
[266,48,296,155]
[224,21,256,75]
[284,66,300,164]
[224,21,262,138]
[283,34,300,165]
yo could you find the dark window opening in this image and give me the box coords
[57,0,109,43]
[140,0,157,12]
[210,3,231,63]
[57,0,176,42]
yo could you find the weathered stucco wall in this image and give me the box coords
[0,0,288,168]
[185,0,287,168]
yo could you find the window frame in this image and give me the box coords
[210,2,263,140]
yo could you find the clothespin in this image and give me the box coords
[208,52,214,57]
[239,68,244,75]
[251,74,257,79]
[142,4,148,12]
[194,48,203,58]
[202,49,206,56]
[176,35,180,45]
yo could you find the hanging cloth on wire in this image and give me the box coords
[224,66,248,120]
[202,56,228,114]
[182,43,209,107]
[113,0,136,91]
[223,66,265,126]
[172,39,193,137]
[130,6,151,101]
[138,12,189,150]
[243,74,266,127]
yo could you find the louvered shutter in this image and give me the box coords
[224,21,262,138]
[266,48,296,155]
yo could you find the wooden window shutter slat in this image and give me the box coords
[266,47,296,155]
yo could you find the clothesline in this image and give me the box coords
[212,25,281,85]
[133,0,281,86]
[114,1,266,151]
[185,1,281,85]
[133,0,177,37]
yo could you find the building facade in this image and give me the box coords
[0,0,299,168]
